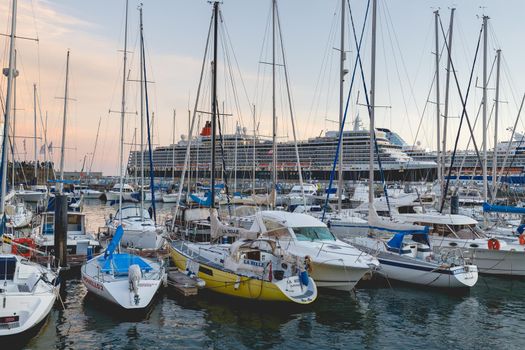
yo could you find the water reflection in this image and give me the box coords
[13,203,525,349]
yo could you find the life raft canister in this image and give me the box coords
[11,237,35,258]
[487,238,500,250]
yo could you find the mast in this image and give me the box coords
[12,50,17,191]
[337,0,345,212]
[442,8,455,189]
[88,116,102,178]
[492,49,501,201]
[482,15,489,203]
[434,10,442,196]
[118,0,129,218]
[171,109,176,181]
[139,5,145,220]
[1,0,16,213]
[210,1,219,209]
[271,0,277,207]
[234,122,238,193]
[33,83,38,184]
[252,104,256,196]
[368,0,377,205]
[59,51,70,194]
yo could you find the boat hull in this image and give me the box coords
[170,244,317,304]
[431,237,525,276]
[377,257,478,288]
[310,260,371,291]
[0,291,56,337]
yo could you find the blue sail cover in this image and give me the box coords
[387,231,431,250]
[190,190,213,207]
[104,225,124,259]
[482,202,525,215]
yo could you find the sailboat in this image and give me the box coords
[30,51,101,262]
[0,0,59,338]
[82,3,166,311]
[105,1,164,251]
[169,2,317,304]
[81,226,165,310]
[334,2,479,288]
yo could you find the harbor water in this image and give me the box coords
[15,201,525,349]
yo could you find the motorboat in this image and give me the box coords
[0,254,59,338]
[32,211,101,257]
[104,183,136,202]
[15,185,47,203]
[249,211,379,291]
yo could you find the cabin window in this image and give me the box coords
[263,219,290,238]
[245,251,261,261]
[292,227,336,241]
[68,215,83,231]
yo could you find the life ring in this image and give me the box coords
[487,238,500,250]
[11,237,35,258]
[519,234,525,246]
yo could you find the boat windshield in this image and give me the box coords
[292,226,336,241]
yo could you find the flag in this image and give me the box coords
[48,142,53,154]
[23,139,26,153]
[39,144,46,155]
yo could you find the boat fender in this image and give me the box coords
[299,270,309,287]
[519,234,525,246]
[487,238,500,250]
[304,255,313,274]
[268,261,273,282]
[129,264,142,305]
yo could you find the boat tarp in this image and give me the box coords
[387,232,430,250]
[482,202,525,215]
[98,253,152,275]
[190,191,212,207]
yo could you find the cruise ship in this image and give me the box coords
[384,128,525,180]
[127,118,437,181]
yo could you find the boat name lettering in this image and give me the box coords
[83,276,104,291]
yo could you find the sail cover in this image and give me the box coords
[483,202,525,215]
[210,211,258,240]
[104,225,124,259]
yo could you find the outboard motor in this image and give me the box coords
[128,264,142,305]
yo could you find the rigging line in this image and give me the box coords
[453,51,497,185]
[378,6,393,132]
[322,0,370,222]
[220,10,253,118]
[171,8,214,226]
[307,2,339,129]
[141,25,157,221]
[439,16,484,212]
[349,0,392,215]
[252,4,272,125]
[216,102,232,217]
[218,19,246,134]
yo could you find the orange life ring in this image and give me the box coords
[519,234,525,246]
[487,238,500,250]
[11,237,35,258]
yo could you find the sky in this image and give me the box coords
[2,0,525,176]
